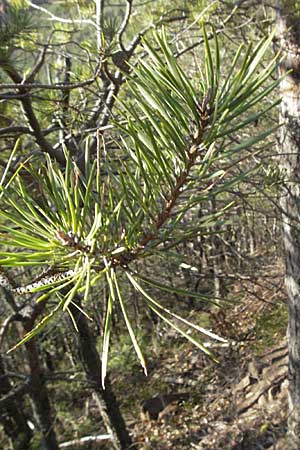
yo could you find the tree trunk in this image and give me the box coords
[70,299,136,450]
[24,335,60,450]
[277,2,300,447]
[0,289,59,450]
[0,353,33,450]
[20,302,60,450]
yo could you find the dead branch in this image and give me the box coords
[59,434,112,448]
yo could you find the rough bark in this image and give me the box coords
[70,300,136,450]
[277,2,300,447]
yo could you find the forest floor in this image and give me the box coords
[114,257,291,450]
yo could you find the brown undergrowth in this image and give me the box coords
[113,258,289,449]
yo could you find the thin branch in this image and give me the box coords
[59,434,112,449]
[127,14,188,54]
[0,50,100,162]
[26,43,50,84]
[25,0,97,27]
[0,75,102,91]
[175,2,247,58]
[0,59,65,162]
[4,70,65,163]
[117,0,133,51]
[85,13,188,155]
[0,371,28,381]
[98,72,122,127]
[0,313,23,347]
[45,374,88,384]
[0,43,102,92]
[95,0,105,51]
[0,92,32,99]
[0,124,61,138]
[0,382,29,408]
[0,126,33,136]
[89,16,190,138]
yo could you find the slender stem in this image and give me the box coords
[95,0,105,51]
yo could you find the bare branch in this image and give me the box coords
[175,3,244,58]
[85,12,190,158]
[0,91,32,99]
[25,0,97,27]
[26,44,49,84]
[117,0,133,51]
[59,434,112,449]
[127,13,188,54]
[0,313,23,347]
[0,59,66,163]
[0,382,29,408]
[0,371,28,381]
[95,0,105,50]
[0,75,101,91]
[0,126,33,136]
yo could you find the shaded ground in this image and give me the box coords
[122,260,289,450]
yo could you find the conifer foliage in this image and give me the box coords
[0,26,280,383]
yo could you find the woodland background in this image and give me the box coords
[0,1,296,449]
